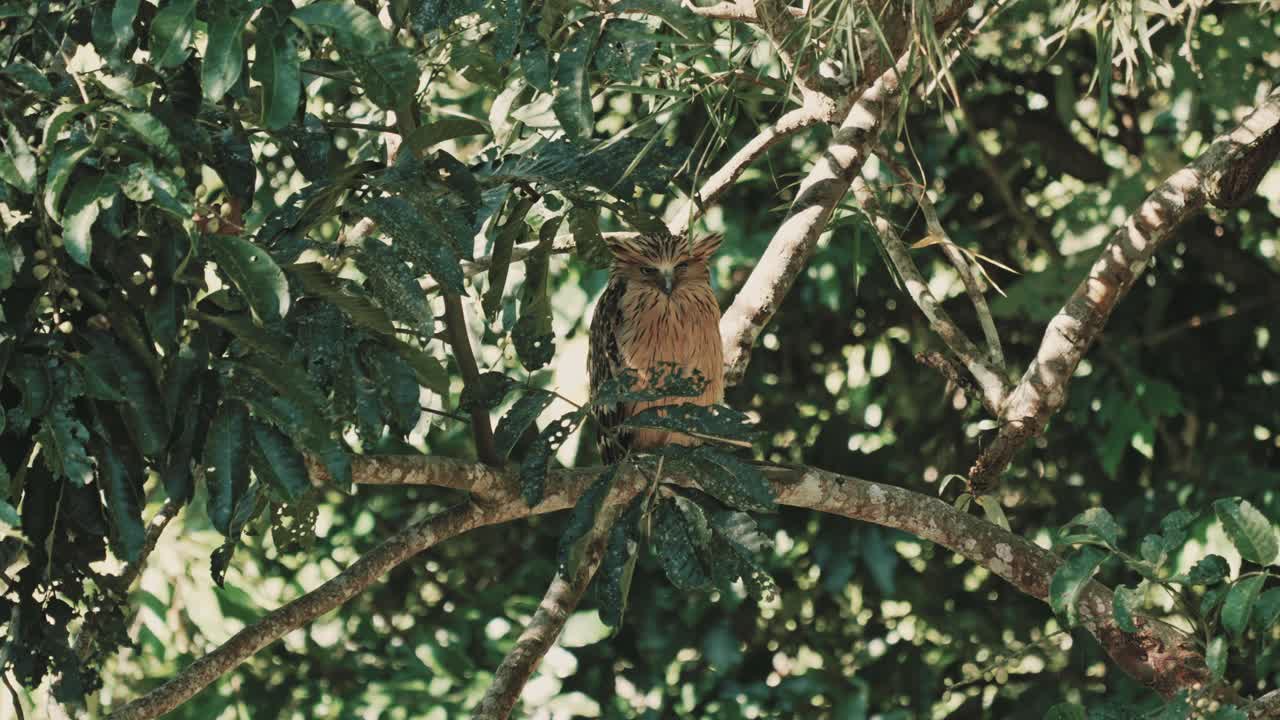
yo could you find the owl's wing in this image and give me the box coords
[589,279,630,464]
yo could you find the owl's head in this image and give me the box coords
[606,232,722,296]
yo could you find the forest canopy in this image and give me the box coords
[0,0,1278,718]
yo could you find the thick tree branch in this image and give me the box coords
[854,178,1010,414]
[968,86,1280,492]
[442,293,501,466]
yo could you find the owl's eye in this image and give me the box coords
[675,261,689,270]
[641,267,657,275]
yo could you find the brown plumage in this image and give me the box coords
[588,232,724,463]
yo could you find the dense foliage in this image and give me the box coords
[0,0,1277,717]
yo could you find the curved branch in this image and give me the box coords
[968,86,1280,491]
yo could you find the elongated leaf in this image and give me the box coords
[459,372,517,412]
[623,403,758,444]
[204,402,250,536]
[482,195,533,318]
[558,466,616,576]
[494,389,555,459]
[519,409,585,506]
[1254,588,1280,633]
[109,109,179,164]
[358,240,434,332]
[362,197,466,295]
[207,234,291,322]
[682,446,774,512]
[43,140,93,221]
[84,332,169,457]
[1066,507,1120,547]
[2,60,52,94]
[597,498,641,627]
[62,175,117,267]
[250,420,310,501]
[252,23,302,130]
[1221,575,1265,640]
[98,443,145,563]
[553,19,601,141]
[349,46,419,110]
[1112,584,1142,633]
[569,205,609,269]
[287,263,395,334]
[202,8,250,102]
[150,0,196,68]
[1049,546,1108,627]
[291,0,389,53]
[1214,499,1278,566]
[489,0,522,62]
[37,400,94,487]
[392,340,449,395]
[592,363,708,406]
[407,117,488,156]
[1206,636,1227,680]
[653,496,712,591]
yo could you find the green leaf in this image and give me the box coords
[108,109,180,164]
[207,234,292,322]
[1201,584,1229,617]
[1,60,53,94]
[0,243,11,291]
[1044,703,1087,720]
[1049,546,1108,627]
[1160,508,1196,549]
[609,0,703,36]
[291,0,390,54]
[1188,555,1230,585]
[519,409,584,506]
[210,542,236,587]
[976,495,1011,531]
[494,390,555,460]
[1113,584,1142,633]
[513,297,555,371]
[676,446,774,512]
[1206,636,1227,680]
[482,195,533,318]
[1,125,37,194]
[1066,507,1120,547]
[407,117,488,155]
[121,162,193,218]
[1253,588,1280,633]
[1214,499,1278,566]
[287,263,395,335]
[349,46,420,110]
[392,340,449,395]
[653,496,712,591]
[622,403,758,444]
[362,197,466,295]
[597,498,641,627]
[358,241,435,333]
[250,420,310,501]
[1139,534,1165,566]
[202,8,250,102]
[558,466,615,576]
[569,205,609,269]
[459,372,517,412]
[98,443,145,563]
[707,508,777,600]
[1221,575,1265,640]
[37,402,94,487]
[252,22,302,130]
[84,332,169,458]
[204,402,251,536]
[43,140,93,221]
[552,18,601,141]
[591,363,709,406]
[62,175,117,267]
[150,0,197,68]
[487,0,522,61]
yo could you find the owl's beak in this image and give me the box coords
[658,269,675,296]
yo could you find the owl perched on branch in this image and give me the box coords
[588,232,724,463]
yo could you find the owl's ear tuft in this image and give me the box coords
[689,233,723,260]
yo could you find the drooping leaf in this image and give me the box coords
[1221,575,1265,640]
[591,363,708,406]
[210,542,236,587]
[519,409,585,506]
[1049,546,1108,627]
[250,420,310,501]
[552,18,601,141]
[1253,588,1280,634]
[204,402,251,536]
[623,403,758,445]
[482,195,533,318]
[202,7,250,102]
[597,496,642,627]
[362,197,466,295]
[290,0,390,53]
[459,372,517,412]
[150,0,197,68]
[37,399,94,487]
[43,139,93,221]
[1112,584,1143,633]
[653,496,712,591]
[406,117,488,156]
[664,446,774,513]
[83,332,168,458]
[287,263,395,335]
[206,233,291,322]
[252,22,302,130]
[1206,636,1228,680]
[569,205,609,269]
[108,109,180,164]
[494,389,555,460]
[488,0,523,62]
[392,340,450,395]
[358,240,435,333]
[209,124,256,207]
[1214,499,1278,566]
[62,174,117,267]
[558,466,616,576]
[97,442,145,563]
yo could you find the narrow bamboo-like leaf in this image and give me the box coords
[202,8,250,102]
[204,402,250,536]
[252,23,302,130]
[250,420,310,501]
[552,19,602,141]
[1214,499,1278,566]
[1049,546,1108,627]
[494,389,555,460]
[150,0,197,68]
[207,234,291,322]
[1221,575,1265,640]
